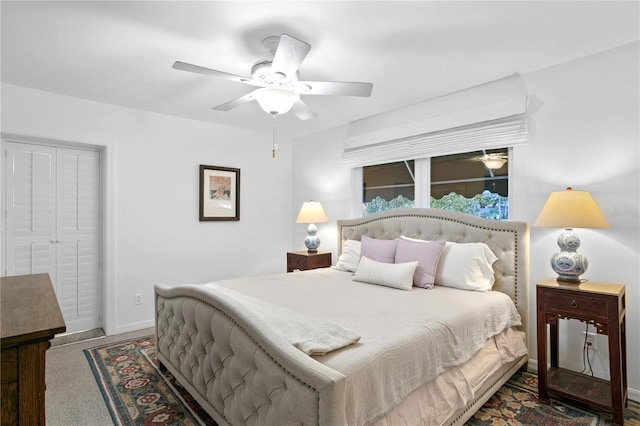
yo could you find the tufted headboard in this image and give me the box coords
[337,208,530,345]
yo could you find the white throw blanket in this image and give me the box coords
[204,283,361,355]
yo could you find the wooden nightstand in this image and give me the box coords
[536,278,627,425]
[287,251,332,272]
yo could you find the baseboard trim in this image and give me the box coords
[112,320,154,336]
[52,328,106,346]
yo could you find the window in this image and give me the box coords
[345,75,525,219]
[430,149,508,220]
[362,160,415,215]
[359,149,509,219]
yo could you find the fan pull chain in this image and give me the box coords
[272,114,279,158]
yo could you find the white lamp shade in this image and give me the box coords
[535,187,608,283]
[534,187,609,229]
[296,201,328,224]
[252,87,300,115]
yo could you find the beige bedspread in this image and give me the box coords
[200,267,525,424]
[201,283,361,355]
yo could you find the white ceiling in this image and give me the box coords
[2,1,638,139]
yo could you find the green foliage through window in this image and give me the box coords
[363,195,415,215]
[430,190,508,220]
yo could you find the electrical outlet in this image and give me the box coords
[584,331,596,349]
[134,293,142,305]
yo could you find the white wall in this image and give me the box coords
[523,42,639,392]
[291,124,351,257]
[292,42,640,397]
[1,83,293,334]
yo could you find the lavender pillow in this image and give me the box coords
[361,235,398,263]
[395,238,446,288]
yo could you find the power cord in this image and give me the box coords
[580,322,595,376]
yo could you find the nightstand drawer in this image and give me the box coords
[287,255,308,270]
[286,251,332,272]
[543,291,608,319]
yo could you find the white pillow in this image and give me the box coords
[435,242,498,291]
[334,240,361,272]
[353,256,418,291]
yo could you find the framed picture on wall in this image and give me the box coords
[199,165,240,221]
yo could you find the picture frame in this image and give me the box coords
[199,165,240,221]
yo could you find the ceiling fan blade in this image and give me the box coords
[173,61,262,87]
[298,80,373,97]
[271,34,311,80]
[212,92,255,111]
[291,99,317,121]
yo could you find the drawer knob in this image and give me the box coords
[571,299,578,308]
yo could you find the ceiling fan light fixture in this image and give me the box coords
[173,33,372,121]
[251,87,300,115]
[251,60,298,86]
[481,155,507,169]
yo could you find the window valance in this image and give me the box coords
[341,73,529,167]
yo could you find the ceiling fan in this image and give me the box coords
[172,34,373,120]
[475,153,508,169]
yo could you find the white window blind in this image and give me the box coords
[341,73,529,167]
[342,113,527,167]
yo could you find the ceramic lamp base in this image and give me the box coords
[551,228,587,283]
[304,223,321,253]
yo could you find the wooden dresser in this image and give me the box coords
[1,274,66,426]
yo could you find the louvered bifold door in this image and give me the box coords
[4,142,101,333]
[57,148,100,331]
[5,142,57,280]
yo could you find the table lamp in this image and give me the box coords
[534,187,609,283]
[296,201,328,253]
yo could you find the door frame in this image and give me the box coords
[1,133,117,335]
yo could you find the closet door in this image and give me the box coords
[4,143,57,279]
[57,148,101,331]
[3,141,101,333]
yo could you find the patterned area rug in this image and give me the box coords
[84,335,216,425]
[85,336,640,426]
[469,371,640,425]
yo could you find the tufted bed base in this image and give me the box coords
[155,284,346,426]
[155,208,530,425]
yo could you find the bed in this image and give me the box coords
[155,208,530,425]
